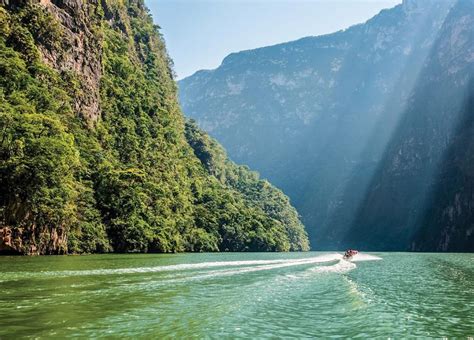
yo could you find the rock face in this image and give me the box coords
[0,226,67,254]
[179,0,474,251]
[41,0,103,123]
[7,0,103,123]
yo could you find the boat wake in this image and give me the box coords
[159,253,382,283]
[309,259,356,274]
[350,253,383,262]
[1,253,382,282]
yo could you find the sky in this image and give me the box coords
[145,0,402,80]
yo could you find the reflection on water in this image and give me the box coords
[0,252,473,338]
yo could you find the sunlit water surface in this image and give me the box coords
[1,252,473,338]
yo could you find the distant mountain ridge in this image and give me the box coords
[179,0,474,251]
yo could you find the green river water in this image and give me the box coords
[0,252,473,338]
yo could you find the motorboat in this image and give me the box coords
[343,249,358,260]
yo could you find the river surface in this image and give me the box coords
[0,252,473,338]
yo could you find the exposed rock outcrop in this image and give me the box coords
[2,0,103,123]
[0,226,67,255]
[37,0,103,123]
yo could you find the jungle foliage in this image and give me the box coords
[0,0,309,254]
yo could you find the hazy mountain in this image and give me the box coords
[179,0,474,251]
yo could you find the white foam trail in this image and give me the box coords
[1,254,344,279]
[349,253,382,262]
[309,260,356,274]
[192,253,380,279]
[2,253,381,282]
[172,254,362,283]
[1,260,286,279]
[166,254,343,282]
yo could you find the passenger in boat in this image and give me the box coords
[343,249,358,259]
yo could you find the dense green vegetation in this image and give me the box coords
[0,0,308,254]
[185,120,309,251]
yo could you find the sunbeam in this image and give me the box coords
[341,0,474,251]
[295,0,456,249]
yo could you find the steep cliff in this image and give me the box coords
[179,0,474,251]
[347,0,474,251]
[0,0,308,254]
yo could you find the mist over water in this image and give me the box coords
[1,252,473,338]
